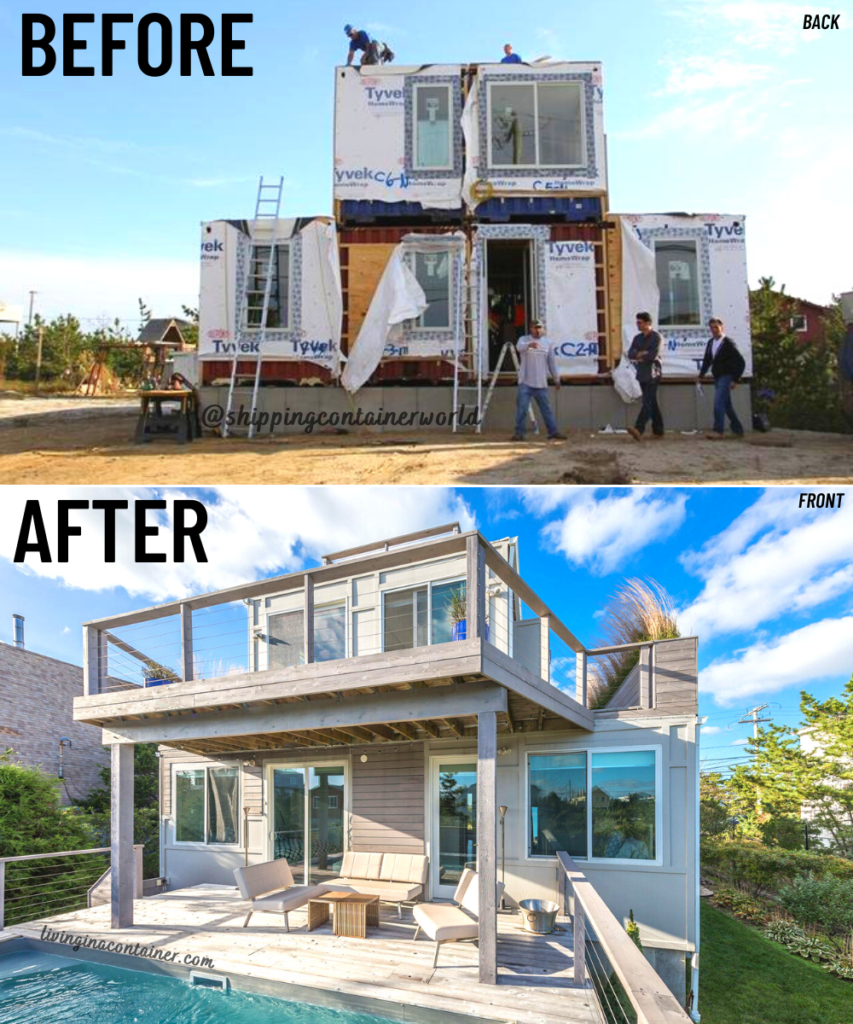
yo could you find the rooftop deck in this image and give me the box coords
[5,885,604,1024]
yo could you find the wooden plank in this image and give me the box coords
[304,576,315,665]
[347,243,396,343]
[83,626,100,696]
[540,615,550,685]
[558,852,690,1024]
[605,213,622,371]
[466,535,486,641]
[477,710,497,985]
[110,743,134,929]
[323,523,461,564]
[100,680,507,745]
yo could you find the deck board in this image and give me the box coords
[5,884,604,1024]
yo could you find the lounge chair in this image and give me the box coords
[412,868,505,968]
[233,858,325,931]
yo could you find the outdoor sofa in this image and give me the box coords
[234,851,429,930]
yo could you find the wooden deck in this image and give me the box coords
[5,885,604,1024]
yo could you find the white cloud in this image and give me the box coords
[670,2,845,54]
[655,56,772,95]
[61,626,70,635]
[524,488,688,575]
[700,615,853,705]
[701,725,722,735]
[680,488,853,639]
[731,737,749,746]
[0,487,476,603]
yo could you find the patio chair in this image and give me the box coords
[233,858,325,932]
[412,868,505,968]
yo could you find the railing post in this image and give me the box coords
[640,644,653,708]
[180,604,194,682]
[477,710,497,984]
[540,615,550,683]
[573,885,586,988]
[134,844,144,898]
[576,651,588,707]
[0,861,5,932]
[466,535,485,640]
[83,626,102,695]
[303,575,314,664]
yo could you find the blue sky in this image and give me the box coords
[1,484,851,776]
[0,0,850,327]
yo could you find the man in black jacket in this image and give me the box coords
[699,317,746,439]
[627,312,664,440]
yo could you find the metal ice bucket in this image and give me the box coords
[519,898,559,934]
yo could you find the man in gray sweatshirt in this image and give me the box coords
[512,319,566,441]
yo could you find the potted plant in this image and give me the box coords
[446,591,489,641]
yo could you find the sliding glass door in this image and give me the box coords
[431,759,477,898]
[270,763,346,884]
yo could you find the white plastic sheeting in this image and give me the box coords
[341,248,426,393]
[620,217,660,359]
[545,239,599,376]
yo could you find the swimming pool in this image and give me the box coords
[0,948,404,1024]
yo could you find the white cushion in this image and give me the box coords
[234,859,294,900]
[413,903,479,942]
[319,879,423,902]
[250,884,326,913]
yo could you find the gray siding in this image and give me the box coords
[603,661,641,710]
[351,742,425,854]
[596,638,698,719]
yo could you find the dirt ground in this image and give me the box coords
[0,402,850,485]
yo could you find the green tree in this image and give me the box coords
[751,278,848,433]
[0,750,105,925]
[700,771,733,839]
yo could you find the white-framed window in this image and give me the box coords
[488,80,584,168]
[174,764,240,846]
[266,602,347,669]
[405,250,453,331]
[413,83,453,171]
[654,240,702,328]
[526,747,662,864]
[790,313,808,333]
[382,577,466,652]
[246,242,290,330]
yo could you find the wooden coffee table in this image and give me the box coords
[307,891,380,938]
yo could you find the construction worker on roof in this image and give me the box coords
[345,24,379,65]
[501,44,523,63]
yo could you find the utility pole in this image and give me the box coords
[738,703,773,815]
[35,326,44,393]
[28,290,37,327]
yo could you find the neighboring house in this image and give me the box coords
[136,317,195,383]
[0,633,108,805]
[72,524,701,1002]
[787,296,831,345]
[799,725,851,848]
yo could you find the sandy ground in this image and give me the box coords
[0,400,850,485]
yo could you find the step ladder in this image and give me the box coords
[222,175,284,439]
[479,339,539,434]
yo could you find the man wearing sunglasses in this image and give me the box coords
[512,319,566,442]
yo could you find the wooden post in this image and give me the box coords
[133,844,144,898]
[477,710,497,984]
[0,861,5,932]
[572,883,586,987]
[34,326,44,393]
[539,615,550,683]
[466,535,485,641]
[83,626,102,695]
[576,651,588,707]
[180,604,193,682]
[640,645,653,709]
[110,743,135,928]
[304,575,315,664]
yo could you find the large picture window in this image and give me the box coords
[247,243,290,329]
[489,81,584,168]
[383,579,466,652]
[175,765,239,846]
[527,748,658,862]
[655,241,701,327]
[413,84,453,170]
[528,752,587,858]
[267,603,347,667]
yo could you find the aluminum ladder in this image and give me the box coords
[222,175,284,438]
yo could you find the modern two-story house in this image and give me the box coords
[71,524,700,1005]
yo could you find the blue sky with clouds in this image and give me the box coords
[0,0,850,326]
[1,485,850,775]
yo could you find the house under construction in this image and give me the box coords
[197,61,752,432]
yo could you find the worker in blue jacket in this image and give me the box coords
[501,44,523,63]
[345,25,378,65]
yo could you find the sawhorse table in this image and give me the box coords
[135,390,201,444]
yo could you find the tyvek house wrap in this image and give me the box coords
[198,217,343,374]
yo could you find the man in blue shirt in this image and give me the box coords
[345,25,378,65]
[501,44,523,63]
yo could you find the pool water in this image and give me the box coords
[0,949,401,1024]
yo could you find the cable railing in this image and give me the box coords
[557,851,691,1024]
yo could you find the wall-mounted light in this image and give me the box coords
[360,754,368,763]
[58,737,72,779]
[243,758,257,768]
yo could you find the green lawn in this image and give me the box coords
[699,903,853,1024]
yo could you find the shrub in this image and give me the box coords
[779,876,853,936]
[764,919,805,944]
[710,886,768,923]
[786,934,837,963]
[702,839,853,896]
[626,908,642,950]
